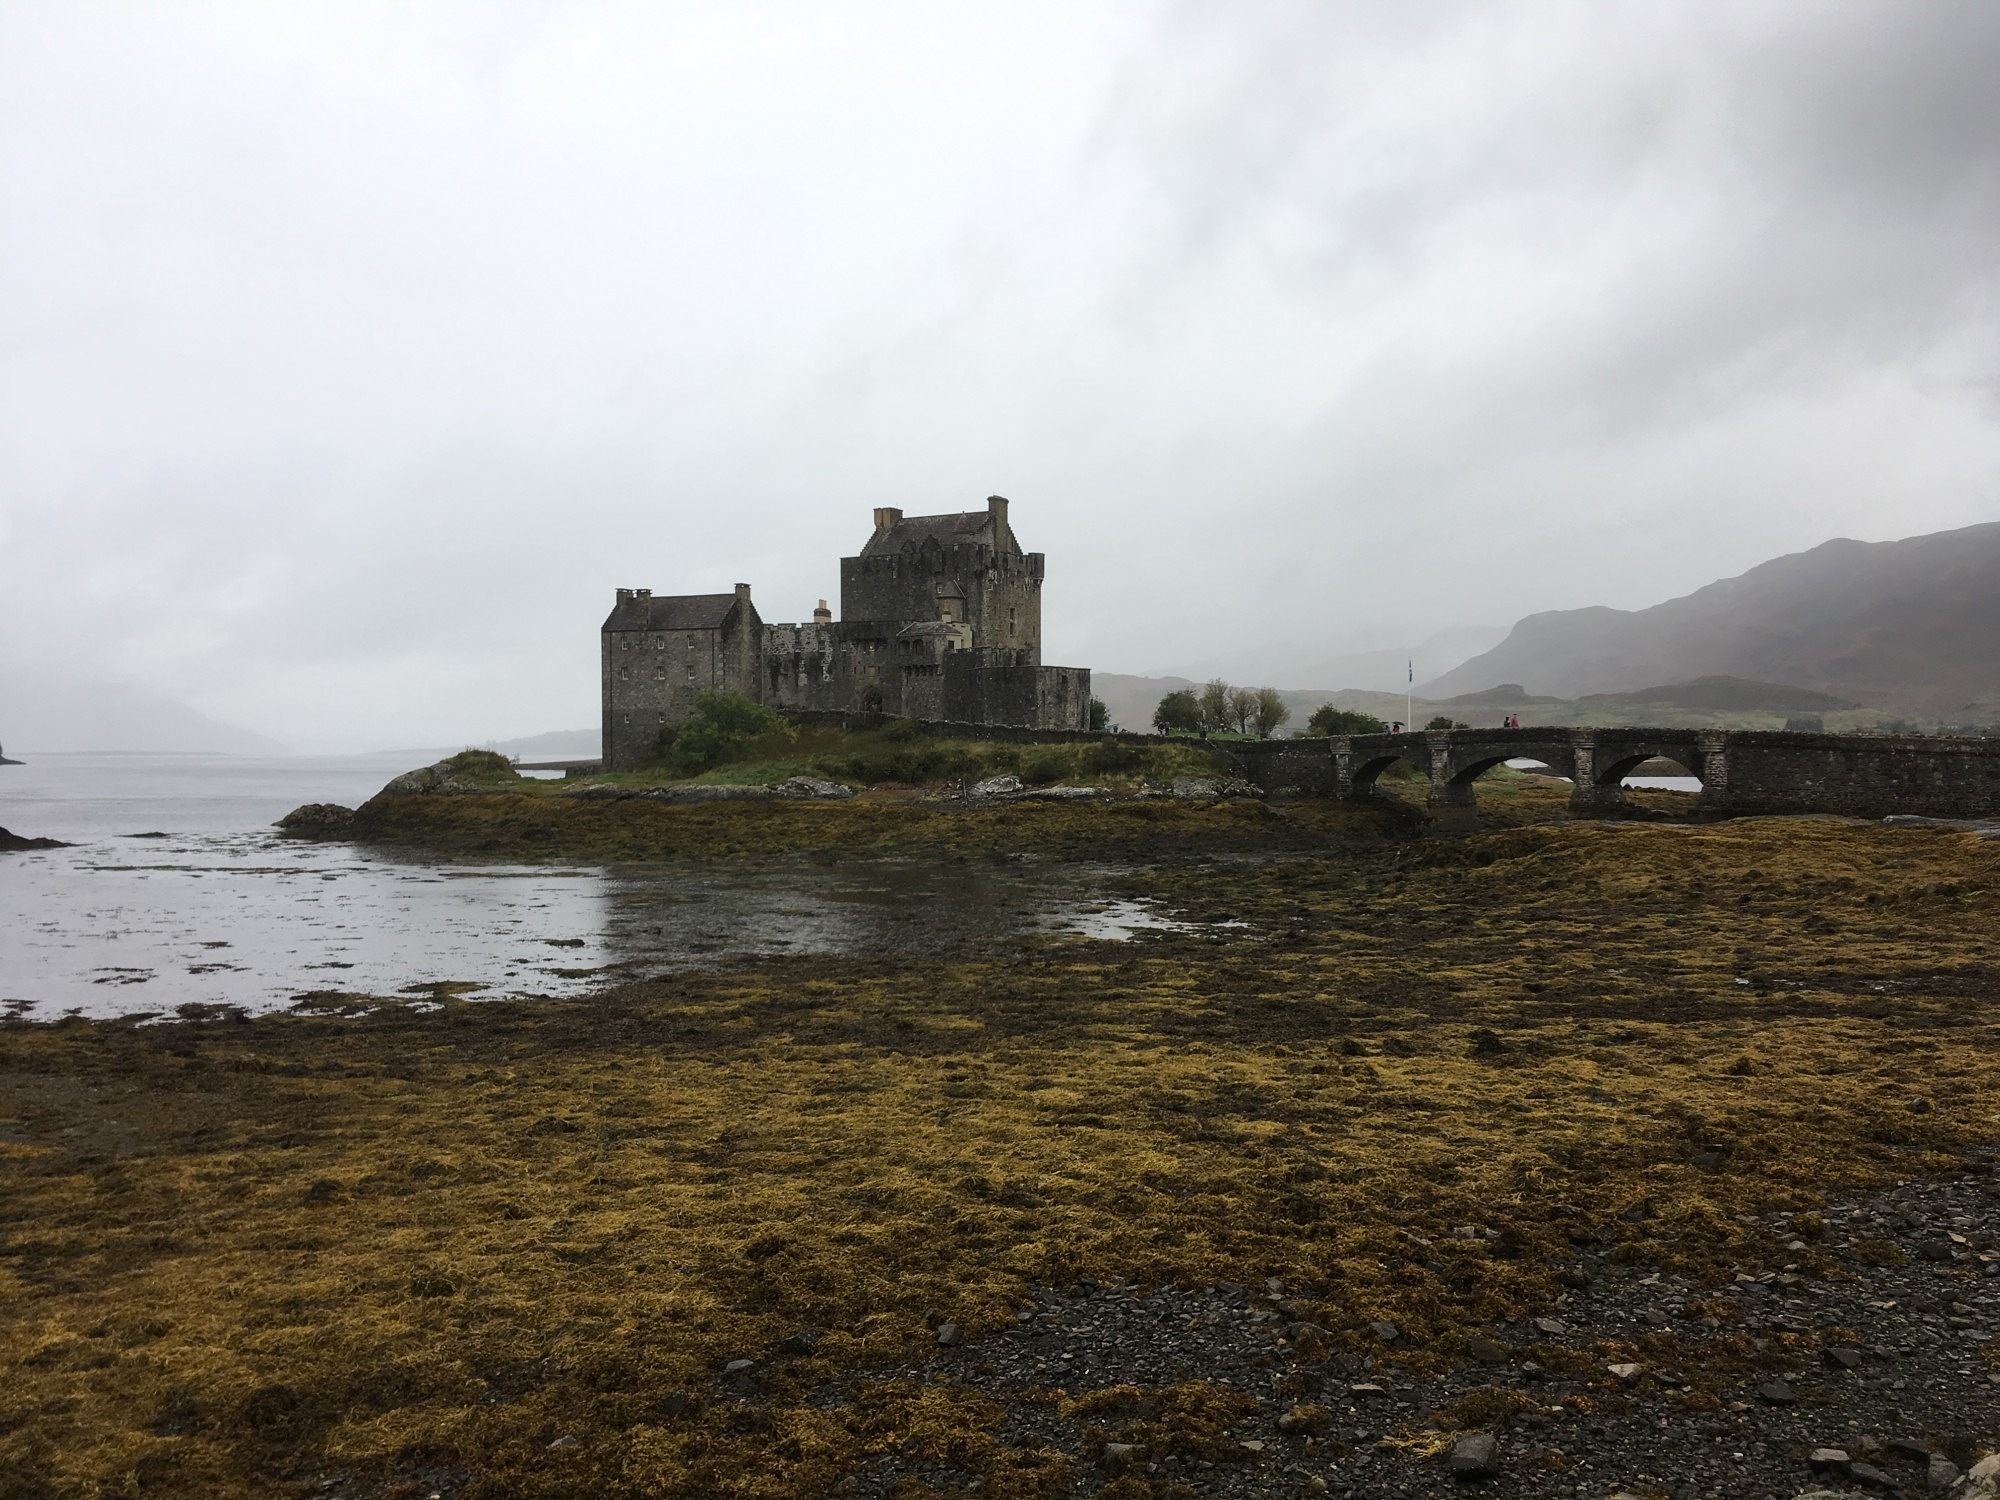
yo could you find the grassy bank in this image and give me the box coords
[3,816,1996,1497]
[595,720,1237,793]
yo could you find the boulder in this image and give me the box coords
[1448,1432,1498,1480]
[770,776,854,800]
[274,803,355,839]
[970,774,1023,798]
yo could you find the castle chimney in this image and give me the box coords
[813,598,832,624]
[986,494,1009,533]
[873,507,902,531]
[734,582,752,603]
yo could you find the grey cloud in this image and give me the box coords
[2,2,1997,747]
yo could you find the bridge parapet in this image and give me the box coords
[1317,726,2000,823]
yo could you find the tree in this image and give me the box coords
[1152,689,1202,734]
[1253,687,1291,738]
[1088,698,1110,732]
[1227,686,1260,735]
[1424,715,1470,733]
[1198,679,1232,734]
[1307,704,1384,736]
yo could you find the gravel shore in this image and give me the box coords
[826,1166,1999,1499]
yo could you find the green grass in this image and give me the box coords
[545,724,1237,794]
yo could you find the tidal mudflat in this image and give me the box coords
[2,787,1997,1499]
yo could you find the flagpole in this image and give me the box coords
[1407,659,1413,734]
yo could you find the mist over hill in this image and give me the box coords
[0,672,288,756]
[1421,522,2000,718]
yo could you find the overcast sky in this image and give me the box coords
[4,2,1997,750]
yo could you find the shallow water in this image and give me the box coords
[1502,759,1702,793]
[0,753,1209,1019]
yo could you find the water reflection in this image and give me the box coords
[1,833,1220,1020]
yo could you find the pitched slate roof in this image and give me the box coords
[858,510,994,559]
[602,592,741,632]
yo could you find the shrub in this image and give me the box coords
[1306,705,1384,736]
[1020,748,1074,785]
[444,749,516,778]
[1088,698,1110,732]
[666,693,796,774]
[811,743,982,786]
[1081,739,1144,776]
[1424,715,1470,733]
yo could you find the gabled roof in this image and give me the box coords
[859,510,996,559]
[602,592,741,632]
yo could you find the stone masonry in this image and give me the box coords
[1220,726,2000,822]
[601,497,1091,769]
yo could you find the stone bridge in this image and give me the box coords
[1228,727,2000,822]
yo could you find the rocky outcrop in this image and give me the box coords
[559,777,855,804]
[274,803,357,838]
[379,764,498,797]
[0,825,69,851]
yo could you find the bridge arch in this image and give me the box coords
[1347,750,1422,792]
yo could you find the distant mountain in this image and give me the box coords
[489,728,599,759]
[1421,522,2000,717]
[0,671,287,755]
[364,729,601,761]
[1577,676,1855,713]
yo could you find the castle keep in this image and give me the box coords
[601,496,1091,769]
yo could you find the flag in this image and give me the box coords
[1407,660,1413,684]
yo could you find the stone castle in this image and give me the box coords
[601,496,1091,769]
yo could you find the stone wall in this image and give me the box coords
[758,621,845,715]
[1226,737,1341,796]
[1707,730,2000,819]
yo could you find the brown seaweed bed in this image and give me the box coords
[2,787,1997,1498]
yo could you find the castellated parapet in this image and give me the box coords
[600,497,1090,769]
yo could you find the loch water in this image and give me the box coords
[0,753,1177,1021]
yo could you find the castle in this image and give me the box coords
[601,496,1092,769]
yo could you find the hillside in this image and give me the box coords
[1421,522,2000,718]
[0,671,288,755]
